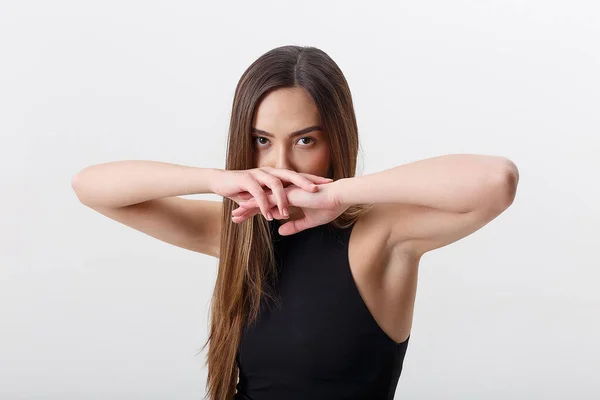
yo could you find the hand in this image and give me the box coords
[231,180,350,236]
[210,167,333,220]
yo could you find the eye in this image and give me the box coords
[298,137,314,145]
[255,137,269,146]
[253,136,316,147]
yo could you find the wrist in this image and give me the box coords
[206,168,225,194]
[332,177,354,207]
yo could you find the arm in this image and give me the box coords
[336,154,518,213]
[71,161,224,257]
[71,160,221,208]
[335,154,519,257]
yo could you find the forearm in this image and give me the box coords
[335,154,518,213]
[71,160,221,208]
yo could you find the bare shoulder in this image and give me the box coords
[87,197,223,258]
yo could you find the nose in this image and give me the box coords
[273,147,294,171]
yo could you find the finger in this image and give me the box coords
[228,191,253,203]
[231,207,260,223]
[238,187,281,210]
[231,204,256,217]
[260,167,320,192]
[241,177,272,220]
[236,195,264,210]
[251,169,288,218]
[232,205,284,223]
[277,217,314,236]
[299,173,334,184]
[232,202,283,218]
[259,166,333,185]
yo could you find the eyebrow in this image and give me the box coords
[251,125,322,138]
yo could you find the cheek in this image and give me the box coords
[304,149,330,174]
[316,146,331,167]
[252,152,265,168]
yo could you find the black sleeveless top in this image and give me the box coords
[234,219,410,400]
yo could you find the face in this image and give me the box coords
[251,87,331,179]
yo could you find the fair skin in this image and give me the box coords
[73,85,518,344]
[248,86,332,224]
[232,86,518,343]
[234,87,519,254]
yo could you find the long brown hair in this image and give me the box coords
[199,45,373,400]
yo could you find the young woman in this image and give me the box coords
[72,45,519,400]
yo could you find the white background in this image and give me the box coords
[1,0,599,399]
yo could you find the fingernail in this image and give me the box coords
[266,212,273,221]
[283,207,289,217]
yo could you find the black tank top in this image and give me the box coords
[234,219,410,400]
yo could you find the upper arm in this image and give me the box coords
[86,197,223,258]
[378,203,505,258]
[371,165,518,258]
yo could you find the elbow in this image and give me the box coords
[71,169,90,205]
[490,158,519,212]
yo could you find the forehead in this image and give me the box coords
[253,87,321,131]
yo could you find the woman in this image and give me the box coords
[72,45,519,400]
